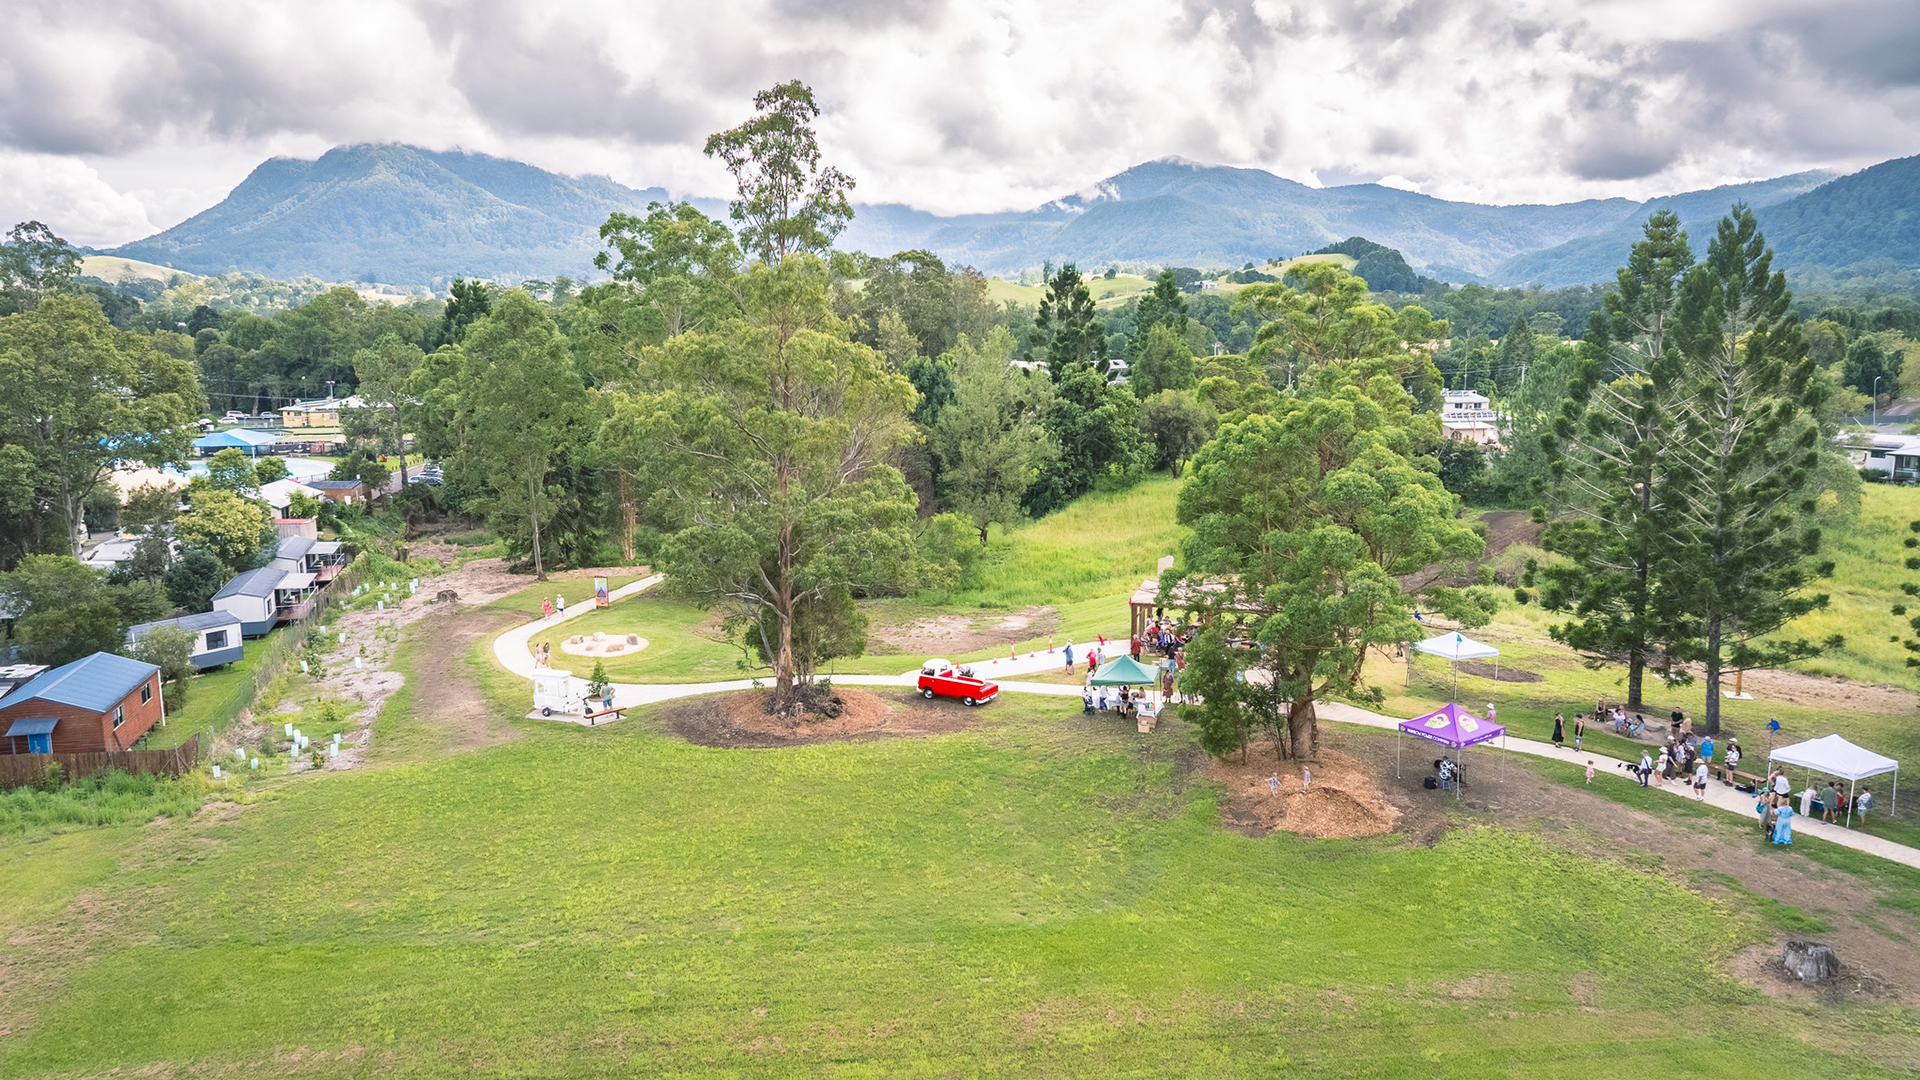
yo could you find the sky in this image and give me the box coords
[2,0,1917,248]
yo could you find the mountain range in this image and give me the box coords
[105,144,1919,290]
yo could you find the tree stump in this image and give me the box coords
[435,589,459,604]
[1783,941,1840,982]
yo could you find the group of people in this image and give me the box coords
[1082,683,1153,718]
[532,641,555,668]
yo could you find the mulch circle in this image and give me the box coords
[1455,660,1544,683]
[656,687,979,748]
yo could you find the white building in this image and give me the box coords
[1855,434,1920,482]
[1441,390,1504,448]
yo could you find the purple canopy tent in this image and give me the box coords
[1395,702,1507,800]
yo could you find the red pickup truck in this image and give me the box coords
[916,659,998,706]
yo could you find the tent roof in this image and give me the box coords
[1412,632,1499,661]
[1090,656,1161,686]
[1770,734,1898,782]
[192,428,278,449]
[1397,702,1506,749]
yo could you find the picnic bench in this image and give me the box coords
[1721,765,1764,789]
[583,705,626,726]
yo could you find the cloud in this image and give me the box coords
[0,152,155,247]
[0,0,1915,247]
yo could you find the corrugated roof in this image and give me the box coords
[214,567,285,599]
[307,480,365,490]
[310,540,342,555]
[192,428,279,449]
[128,610,243,639]
[276,535,316,560]
[276,571,317,591]
[5,716,58,737]
[0,652,158,714]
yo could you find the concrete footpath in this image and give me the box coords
[488,580,1919,871]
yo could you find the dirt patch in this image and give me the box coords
[1315,729,1920,1004]
[1730,942,1900,1004]
[1479,510,1543,560]
[1204,745,1404,839]
[1455,660,1544,683]
[658,688,979,748]
[872,606,1058,657]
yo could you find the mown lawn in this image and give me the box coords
[2,697,1912,1077]
[548,478,1182,681]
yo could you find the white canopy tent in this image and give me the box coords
[1769,734,1898,829]
[1411,632,1499,701]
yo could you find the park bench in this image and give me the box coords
[1721,765,1763,790]
[583,705,626,726]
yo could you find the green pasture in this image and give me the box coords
[5,696,1914,1077]
[545,478,1181,681]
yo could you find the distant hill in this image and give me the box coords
[1491,170,1841,286]
[101,145,1920,290]
[108,144,718,287]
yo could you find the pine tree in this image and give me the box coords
[1540,213,1694,708]
[1662,207,1841,734]
[1031,263,1107,379]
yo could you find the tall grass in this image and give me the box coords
[0,769,208,836]
[1777,483,1920,687]
[945,475,1183,609]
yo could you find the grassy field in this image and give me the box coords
[143,637,266,749]
[985,273,1159,309]
[548,478,1183,681]
[4,694,1914,1077]
[1780,482,1920,687]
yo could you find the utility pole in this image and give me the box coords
[1873,375,1882,426]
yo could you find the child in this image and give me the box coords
[1585,760,1595,785]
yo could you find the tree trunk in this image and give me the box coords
[1288,695,1318,762]
[978,524,990,546]
[615,471,637,563]
[1626,653,1646,710]
[396,421,409,490]
[61,478,82,559]
[773,522,797,712]
[1702,617,1722,735]
[527,471,546,581]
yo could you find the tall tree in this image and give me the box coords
[0,221,82,315]
[0,295,202,558]
[1030,263,1107,379]
[1133,269,1189,348]
[203,448,257,493]
[1023,360,1148,516]
[1130,322,1198,398]
[1239,264,1446,407]
[1540,213,1695,708]
[431,279,492,349]
[613,258,918,712]
[1841,334,1901,401]
[704,81,855,265]
[174,488,277,572]
[1174,380,1485,760]
[1663,208,1842,734]
[931,329,1058,543]
[452,292,592,580]
[0,555,153,666]
[1139,389,1217,476]
[346,333,424,489]
[594,201,741,342]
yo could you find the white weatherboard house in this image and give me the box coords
[127,610,245,670]
[1856,434,1920,482]
[211,567,287,637]
[1441,390,1503,447]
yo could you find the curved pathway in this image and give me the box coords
[489,578,1920,871]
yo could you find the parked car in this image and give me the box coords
[916,658,998,706]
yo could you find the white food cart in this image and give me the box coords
[532,668,580,717]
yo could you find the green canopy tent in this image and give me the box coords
[1090,655,1161,686]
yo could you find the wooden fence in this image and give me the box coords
[0,732,202,791]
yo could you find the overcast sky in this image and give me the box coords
[3,0,1917,247]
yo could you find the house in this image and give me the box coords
[0,664,48,697]
[308,479,371,505]
[270,535,349,584]
[82,530,172,572]
[1440,390,1504,448]
[1855,434,1920,482]
[280,395,363,429]
[126,611,245,671]
[212,568,283,636]
[0,652,164,754]
[258,477,324,517]
[191,427,280,457]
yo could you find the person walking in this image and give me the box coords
[1573,714,1586,751]
[1064,640,1075,673]
[1653,746,1669,787]
[1638,750,1653,787]
[1551,712,1565,748]
[1585,760,1595,785]
[1693,759,1710,800]
[555,592,566,618]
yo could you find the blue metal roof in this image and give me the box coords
[192,428,279,450]
[4,717,57,737]
[128,610,244,639]
[0,652,158,714]
[213,567,285,600]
